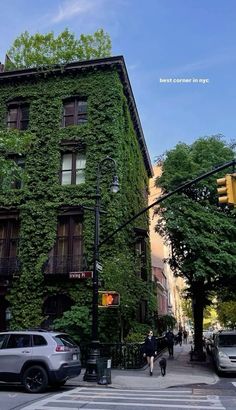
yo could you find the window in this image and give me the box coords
[33,335,47,346]
[61,152,86,185]
[5,334,30,349]
[63,99,87,127]
[7,104,29,130]
[45,215,84,275]
[0,219,19,276]
[0,334,6,349]
[53,335,78,348]
[136,300,147,323]
[135,237,147,280]
[219,335,236,347]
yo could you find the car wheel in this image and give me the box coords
[22,365,48,393]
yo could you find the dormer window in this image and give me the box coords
[7,103,29,130]
[62,99,87,127]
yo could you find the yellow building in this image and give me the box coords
[149,164,185,328]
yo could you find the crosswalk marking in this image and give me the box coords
[69,388,193,393]
[25,403,225,410]
[21,386,225,410]
[63,393,220,402]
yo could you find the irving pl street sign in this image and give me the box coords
[69,271,93,279]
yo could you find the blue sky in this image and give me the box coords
[1,0,235,161]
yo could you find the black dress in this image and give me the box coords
[143,336,157,356]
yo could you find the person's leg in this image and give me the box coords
[170,343,174,356]
[150,356,154,375]
[147,356,151,367]
[168,344,171,355]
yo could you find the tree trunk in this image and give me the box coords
[192,280,205,360]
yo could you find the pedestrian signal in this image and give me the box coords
[216,173,236,205]
[99,291,120,307]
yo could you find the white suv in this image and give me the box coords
[0,330,81,393]
[212,330,236,374]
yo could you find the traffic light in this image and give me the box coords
[216,173,236,205]
[99,291,120,307]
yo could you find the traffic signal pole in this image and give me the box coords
[99,159,236,248]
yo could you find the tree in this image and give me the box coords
[155,136,236,357]
[217,301,236,328]
[5,28,112,70]
[53,306,91,343]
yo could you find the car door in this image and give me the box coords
[0,334,32,375]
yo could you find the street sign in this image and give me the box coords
[96,261,103,272]
[69,271,93,279]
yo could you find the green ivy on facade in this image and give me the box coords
[0,62,155,341]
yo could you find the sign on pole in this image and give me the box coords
[69,271,93,279]
[96,261,103,272]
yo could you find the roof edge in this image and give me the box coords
[0,56,153,177]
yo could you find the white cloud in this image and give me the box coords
[52,0,101,23]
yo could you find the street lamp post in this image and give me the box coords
[83,156,119,382]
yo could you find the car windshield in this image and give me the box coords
[218,334,236,347]
[54,334,78,348]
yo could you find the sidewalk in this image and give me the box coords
[69,342,219,390]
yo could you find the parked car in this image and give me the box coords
[212,330,236,374]
[0,330,81,393]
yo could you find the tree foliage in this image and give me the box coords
[216,276,236,328]
[217,301,236,328]
[53,306,91,343]
[155,136,236,353]
[5,28,112,70]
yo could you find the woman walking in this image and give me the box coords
[143,330,157,376]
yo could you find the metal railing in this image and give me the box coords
[80,336,167,369]
[43,255,87,275]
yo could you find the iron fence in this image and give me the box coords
[43,254,87,275]
[80,336,167,369]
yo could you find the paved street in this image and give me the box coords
[1,343,236,410]
[18,386,229,410]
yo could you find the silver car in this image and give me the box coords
[0,330,81,393]
[212,330,236,374]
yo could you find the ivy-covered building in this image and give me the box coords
[0,56,154,341]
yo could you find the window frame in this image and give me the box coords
[0,218,19,260]
[62,98,88,127]
[45,212,85,275]
[7,102,29,130]
[4,334,31,349]
[61,151,86,185]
